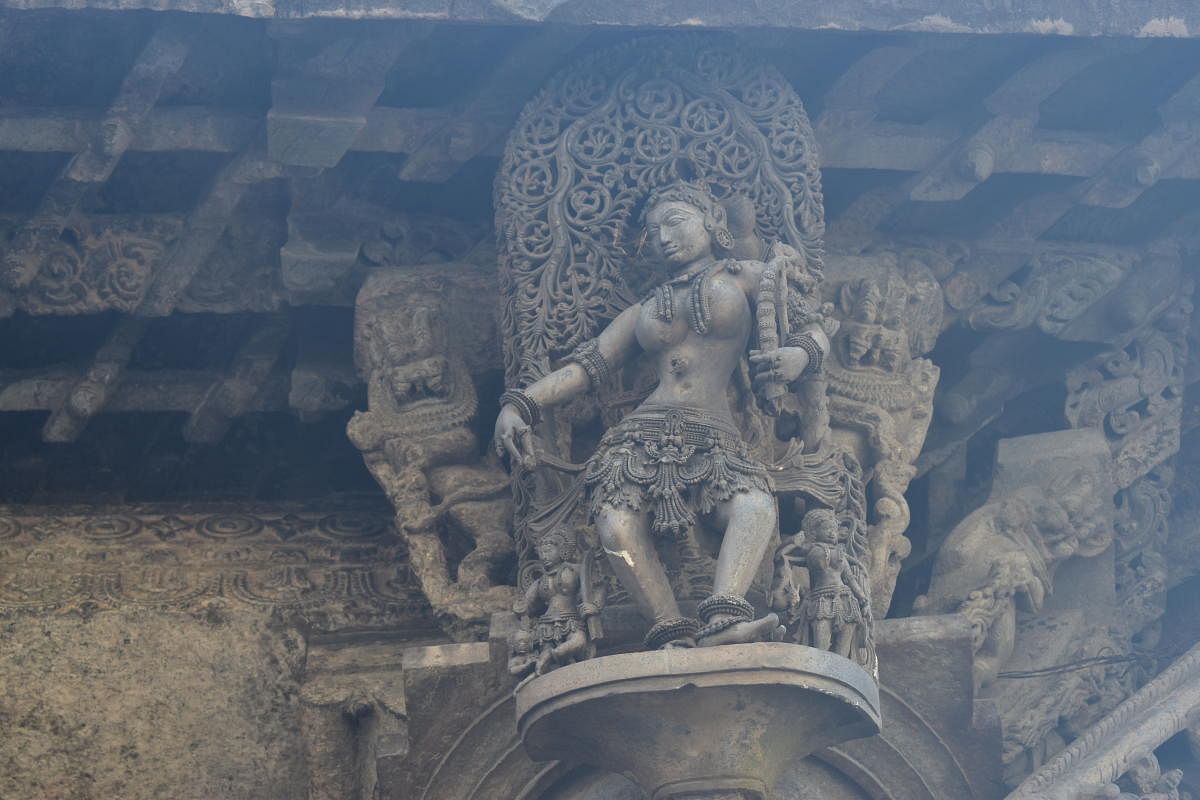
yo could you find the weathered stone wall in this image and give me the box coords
[0,504,439,800]
[1,608,306,800]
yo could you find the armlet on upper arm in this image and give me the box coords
[566,339,614,388]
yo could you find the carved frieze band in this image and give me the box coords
[0,504,434,632]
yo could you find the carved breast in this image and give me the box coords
[635,273,750,354]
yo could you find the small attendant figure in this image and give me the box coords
[777,509,872,661]
[513,529,601,676]
[507,623,536,684]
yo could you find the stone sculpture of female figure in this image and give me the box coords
[495,182,831,650]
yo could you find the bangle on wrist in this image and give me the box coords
[500,389,542,426]
[784,332,824,377]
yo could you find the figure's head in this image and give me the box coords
[534,529,576,565]
[642,182,734,266]
[802,508,840,544]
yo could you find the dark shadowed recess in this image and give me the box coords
[0,308,378,504]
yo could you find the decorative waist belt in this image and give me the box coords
[583,404,770,539]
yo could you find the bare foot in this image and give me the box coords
[663,636,697,649]
[696,613,783,647]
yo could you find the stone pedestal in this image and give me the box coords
[515,643,881,800]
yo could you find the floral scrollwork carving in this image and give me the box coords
[496,34,824,388]
[20,217,182,315]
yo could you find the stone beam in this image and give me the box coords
[396,27,587,182]
[983,192,1079,242]
[0,364,351,418]
[908,43,1139,202]
[815,44,930,171]
[0,368,288,413]
[42,317,146,443]
[1078,71,1200,208]
[182,315,291,443]
[1,22,191,291]
[267,22,430,168]
[353,106,500,159]
[816,123,955,172]
[0,106,495,162]
[137,152,279,317]
[9,0,1200,38]
[825,184,910,250]
[0,107,258,153]
[821,40,1199,244]
[1007,641,1200,800]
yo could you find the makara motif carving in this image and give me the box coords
[916,458,1116,690]
[966,250,1133,337]
[916,429,1123,786]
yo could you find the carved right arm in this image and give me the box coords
[521,302,643,409]
[496,303,642,465]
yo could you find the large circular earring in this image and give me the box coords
[715,227,735,251]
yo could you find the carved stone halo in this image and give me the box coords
[495,34,824,388]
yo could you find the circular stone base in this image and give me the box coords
[516,643,881,800]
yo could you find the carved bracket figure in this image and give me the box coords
[492,36,884,677]
[347,267,515,639]
[822,251,942,614]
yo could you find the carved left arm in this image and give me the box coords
[738,254,831,385]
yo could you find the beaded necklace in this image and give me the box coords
[652,260,724,336]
